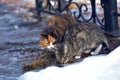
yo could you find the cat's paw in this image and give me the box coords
[90,51,98,56]
[75,56,81,59]
[91,44,102,56]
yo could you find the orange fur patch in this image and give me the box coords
[48,35,56,43]
[40,35,49,47]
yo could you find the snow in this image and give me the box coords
[18,46,120,80]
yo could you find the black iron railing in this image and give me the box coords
[35,0,120,37]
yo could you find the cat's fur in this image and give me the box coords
[39,13,77,49]
[23,14,109,71]
[40,14,109,63]
[55,22,109,63]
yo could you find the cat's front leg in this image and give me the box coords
[90,44,102,56]
[74,56,81,59]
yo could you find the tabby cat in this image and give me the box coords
[23,14,109,71]
[40,14,109,64]
[57,22,109,63]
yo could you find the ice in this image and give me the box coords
[18,46,120,80]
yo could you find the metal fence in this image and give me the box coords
[35,0,120,37]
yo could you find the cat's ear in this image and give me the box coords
[40,33,47,38]
[48,34,56,43]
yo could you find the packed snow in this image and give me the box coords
[18,46,120,80]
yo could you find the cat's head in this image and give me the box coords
[39,33,56,49]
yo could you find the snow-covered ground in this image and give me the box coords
[19,46,120,80]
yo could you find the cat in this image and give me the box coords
[23,13,77,71]
[39,13,77,49]
[40,14,109,64]
[23,22,109,71]
[55,22,109,63]
[23,14,109,71]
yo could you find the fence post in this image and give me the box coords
[35,0,43,17]
[58,0,66,12]
[102,0,120,37]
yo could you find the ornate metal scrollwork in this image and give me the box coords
[36,0,120,37]
[36,0,105,26]
[68,0,105,29]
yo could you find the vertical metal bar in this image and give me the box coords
[35,0,43,16]
[90,0,96,23]
[58,0,66,12]
[102,0,120,36]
